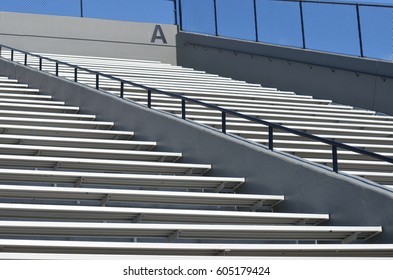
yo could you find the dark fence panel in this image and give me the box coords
[0,0,81,17]
[215,0,256,41]
[180,0,393,62]
[257,0,303,48]
[302,3,360,56]
[0,0,176,24]
[180,0,216,35]
[360,6,393,61]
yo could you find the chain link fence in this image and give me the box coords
[180,0,393,61]
[1,0,391,61]
[0,0,176,24]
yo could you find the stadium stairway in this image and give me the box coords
[3,51,392,188]
[0,50,391,257]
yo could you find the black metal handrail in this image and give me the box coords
[1,43,392,174]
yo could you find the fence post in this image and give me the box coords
[120,81,124,99]
[221,112,226,133]
[147,90,152,108]
[74,68,78,82]
[96,74,99,90]
[213,0,218,36]
[182,99,186,119]
[80,0,84,18]
[268,126,274,150]
[356,4,364,57]
[332,145,338,173]
[253,0,259,42]
[299,1,306,49]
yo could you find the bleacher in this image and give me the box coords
[7,51,393,188]
[0,50,391,257]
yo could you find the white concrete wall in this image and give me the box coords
[0,12,177,64]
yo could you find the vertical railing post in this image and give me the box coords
[10,50,14,61]
[332,144,339,173]
[120,81,124,99]
[174,0,178,26]
[74,67,78,82]
[95,74,99,90]
[299,0,306,49]
[356,4,364,57]
[268,126,274,150]
[221,111,226,133]
[178,0,183,30]
[80,0,84,18]
[182,99,186,119]
[55,62,59,76]
[147,90,152,108]
[39,57,42,71]
[253,0,259,42]
[24,54,27,66]
[213,0,218,36]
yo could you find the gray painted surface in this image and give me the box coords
[0,12,177,64]
[176,32,393,116]
[1,57,393,243]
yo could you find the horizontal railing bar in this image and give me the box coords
[1,44,392,168]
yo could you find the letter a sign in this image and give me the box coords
[151,25,167,44]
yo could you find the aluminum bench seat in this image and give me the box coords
[0,77,19,83]
[226,130,393,144]
[137,102,370,117]
[276,148,393,161]
[256,139,393,153]
[0,144,181,161]
[0,185,283,209]
[197,120,393,135]
[0,169,245,191]
[0,203,327,225]
[0,135,156,150]
[0,83,28,88]
[150,106,379,120]
[0,102,79,113]
[73,77,288,96]
[121,88,325,104]
[306,158,393,172]
[0,124,133,140]
[0,93,52,100]
[1,240,393,257]
[342,171,393,186]
[0,117,113,129]
[123,93,344,110]
[0,110,96,120]
[181,112,393,126]
[0,87,40,94]
[0,221,380,242]
[0,98,64,106]
[0,155,211,175]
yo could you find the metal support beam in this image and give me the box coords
[215,182,226,193]
[185,168,194,176]
[74,177,84,188]
[53,162,61,171]
[342,232,359,244]
[100,194,111,206]
[167,230,181,242]
[250,200,265,212]
[132,214,144,223]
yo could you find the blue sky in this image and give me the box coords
[0,0,391,60]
